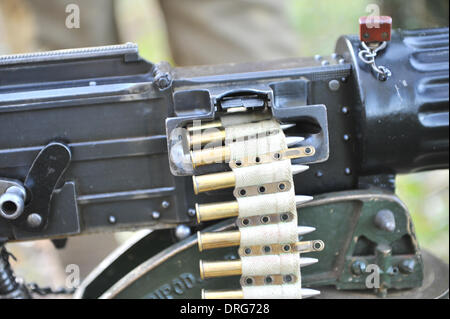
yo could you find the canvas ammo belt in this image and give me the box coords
[188,113,324,299]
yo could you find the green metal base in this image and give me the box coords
[317,250,448,299]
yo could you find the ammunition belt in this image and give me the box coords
[190,114,323,299]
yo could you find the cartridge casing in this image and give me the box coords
[188,129,226,148]
[195,201,239,223]
[202,289,244,299]
[192,171,236,194]
[190,147,230,168]
[199,260,242,279]
[197,231,241,251]
[186,120,221,132]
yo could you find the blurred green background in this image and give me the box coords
[123,0,448,262]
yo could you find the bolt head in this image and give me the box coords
[351,260,367,275]
[155,74,171,89]
[400,259,415,274]
[328,80,340,91]
[374,209,396,232]
[175,225,191,240]
[27,213,42,228]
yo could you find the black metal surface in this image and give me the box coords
[0,28,448,241]
[15,142,71,231]
[336,28,449,174]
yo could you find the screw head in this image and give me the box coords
[27,213,42,228]
[328,80,340,91]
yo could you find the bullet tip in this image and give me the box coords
[295,195,314,206]
[292,165,310,175]
[300,257,319,267]
[297,226,316,235]
[281,123,296,130]
[286,136,305,147]
[301,288,321,298]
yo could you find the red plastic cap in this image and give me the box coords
[359,16,392,42]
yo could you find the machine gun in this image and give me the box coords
[0,18,448,299]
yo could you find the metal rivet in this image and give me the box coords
[108,215,116,224]
[187,208,196,217]
[152,211,161,220]
[314,54,322,61]
[322,60,330,66]
[175,225,191,240]
[315,171,323,178]
[161,201,170,209]
[343,134,351,142]
[341,106,349,114]
[27,213,42,228]
[344,167,352,175]
[338,58,346,64]
[284,274,293,283]
[328,79,340,91]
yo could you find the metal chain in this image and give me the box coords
[358,41,392,81]
[27,282,75,296]
[1,245,73,298]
